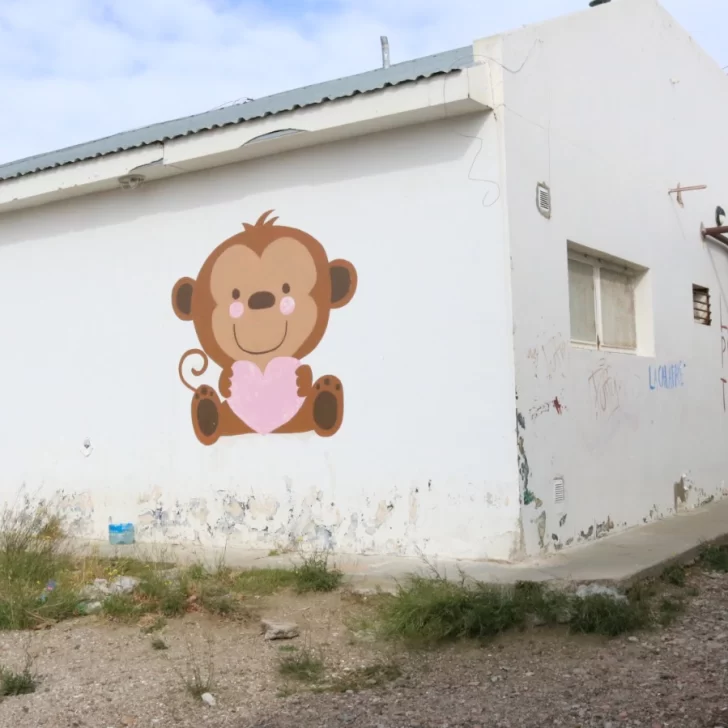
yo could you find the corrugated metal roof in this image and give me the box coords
[0,45,473,182]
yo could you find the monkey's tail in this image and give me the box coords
[178,349,208,392]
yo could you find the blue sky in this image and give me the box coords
[0,0,725,165]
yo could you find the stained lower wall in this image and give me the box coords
[0,113,520,560]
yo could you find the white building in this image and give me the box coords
[1,0,726,561]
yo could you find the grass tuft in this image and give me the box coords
[700,545,728,572]
[102,593,148,620]
[569,594,649,636]
[174,639,216,700]
[233,568,297,596]
[0,655,36,696]
[293,552,343,594]
[379,574,668,643]
[381,576,525,641]
[0,503,81,630]
[661,564,687,586]
[0,507,342,630]
[278,649,325,682]
[103,563,251,622]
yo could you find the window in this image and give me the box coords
[692,284,711,326]
[567,253,637,351]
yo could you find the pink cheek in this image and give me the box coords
[229,301,244,319]
[279,296,296,315]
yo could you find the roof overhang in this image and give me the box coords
[0,64,491,215]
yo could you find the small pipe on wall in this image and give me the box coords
[701,224,728,248]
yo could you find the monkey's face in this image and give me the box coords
[209,237,320,366]
[172,217,358,371]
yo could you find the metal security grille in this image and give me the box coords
[693,284,711,325]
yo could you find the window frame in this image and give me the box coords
[567,251,638,354]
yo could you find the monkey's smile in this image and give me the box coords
[233,321,288,356]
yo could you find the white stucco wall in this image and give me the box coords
[499,0,728,555]
[0,113,520,559]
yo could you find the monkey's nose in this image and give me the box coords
[248,291,275,310]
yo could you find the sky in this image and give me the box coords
[0,0,725,166]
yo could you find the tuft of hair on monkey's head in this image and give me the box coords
[242,209,279,232]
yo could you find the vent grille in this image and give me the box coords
[536,183,551,219]
[553,477,566,504]
[693,284,711,325]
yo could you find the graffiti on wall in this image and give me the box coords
[588,359,620,419]
[648,362,686,391]
[172,211,358,445]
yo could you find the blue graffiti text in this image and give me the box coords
[648,361,686,391]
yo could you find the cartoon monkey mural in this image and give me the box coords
[172,211,357,445]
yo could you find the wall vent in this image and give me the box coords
[536,182,551,219]
[553,477,566,504]
[692,284,712,325]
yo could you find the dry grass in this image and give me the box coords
[175,638,216,700]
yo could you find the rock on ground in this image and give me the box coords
[261,619,300,640]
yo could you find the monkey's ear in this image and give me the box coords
[329,260,357,309]
[172,277,196,321]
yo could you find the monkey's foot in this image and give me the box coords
[311,376,344,437]
[191,386,221,446]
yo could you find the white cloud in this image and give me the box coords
[0,0,725,164]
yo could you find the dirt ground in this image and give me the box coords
[0,569,726,728]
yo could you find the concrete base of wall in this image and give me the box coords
[69,498,728,589]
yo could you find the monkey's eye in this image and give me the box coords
[282,283,290,294]
[232,289,241,300]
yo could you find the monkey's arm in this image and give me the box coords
[296,365,313,397]
[219,368,232,399]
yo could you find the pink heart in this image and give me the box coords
[227,357,305,435]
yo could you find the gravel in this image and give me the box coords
[0,570,726,727]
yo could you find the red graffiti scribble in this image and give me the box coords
[552,397,563,415]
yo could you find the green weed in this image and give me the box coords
[278,649,325,682]
[569,594,649,636]
[380,576,526,642]
[103,593,148,620]
[661,564,687,586]
[233,568,297,596]
[0,503,81,630]
[293,553,343,594]
[700,545,728,572]
[0,655,36,696]
[379,574,663,643]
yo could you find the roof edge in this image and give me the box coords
[0,45,474,182]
